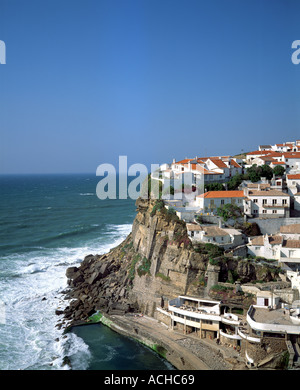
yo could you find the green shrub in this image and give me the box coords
[209,258,220,266]
[150,200,165,217]
[128,254,141,280]
[137,257,151,277]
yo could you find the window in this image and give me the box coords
[255,247,260,250]
[221,199,224,205]
[289,250,296,258]
[263,199,267,205]
[272,210,277,214]
[254,210,258,213]
[263,210,267,214]
[253,199,258,203]
[272,199,277,205]
[283,199,287,205]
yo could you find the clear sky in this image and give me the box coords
[0,0,299,174]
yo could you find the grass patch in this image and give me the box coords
[155,272,171,282]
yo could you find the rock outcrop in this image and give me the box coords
[61,198,281,327]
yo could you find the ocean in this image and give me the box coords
[0,174,173,370]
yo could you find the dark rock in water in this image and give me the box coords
[42,297,47,301]
[65,266,79,279]
[55,309,64,315]
[62,356,71,367]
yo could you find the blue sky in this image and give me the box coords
[0,0,299,174]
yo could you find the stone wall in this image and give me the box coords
[247,217,300,235]
[246,337,287,366]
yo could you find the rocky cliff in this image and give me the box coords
[61,198,280,328]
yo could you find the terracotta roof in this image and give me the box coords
[287,174,300,180]
[283,240,300,248]
[201,226,230,237]
[259,156,276,162]
[247,183,270,189]
[209,158,228,168]
[197,190,244,199]
[268,236,283,245]
[247,150,282,157]
[186,223,202,231]
[230,160,242,168]
[280,224,300,234]
[282,152,300,158]
[247,150,265,155]
[271,161,286,165]
[250,236,264,246]
[175,158,194,164]
[248,189,289,197]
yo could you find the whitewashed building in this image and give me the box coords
[243,187,290,218]
[195,190,245,213]
[186,223,244,248]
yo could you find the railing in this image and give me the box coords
[237,328,261,343]
[247,305,300,335]
[219,329,242,340]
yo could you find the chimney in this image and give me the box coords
[258,183,261,191]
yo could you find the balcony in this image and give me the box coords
[219,329,242,340]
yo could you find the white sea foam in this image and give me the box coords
[0,223,132,370]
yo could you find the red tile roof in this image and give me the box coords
[282,152,300,158]
[209,158,228,168]
[197,190,244,199]
[287,174,300,180]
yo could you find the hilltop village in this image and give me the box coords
[149,140,300,368]
[63,140,300,370]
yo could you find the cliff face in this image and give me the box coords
[62,198,208,326]
[128,198,208,316]
[62,198,280,327]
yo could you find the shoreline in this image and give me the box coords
[66,312,247,371]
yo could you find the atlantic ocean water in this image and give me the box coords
[0,174,173,370]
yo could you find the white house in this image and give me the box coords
[248,234,300,262]
[196,190,245,214]
[287,174,300,196]
[243,187,290,218]
[186,223,244,247]
[281,152,300,173]
[280,224,300,240]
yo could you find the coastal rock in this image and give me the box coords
[62,198,280,327]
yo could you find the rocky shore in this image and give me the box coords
[58,198,278,369]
